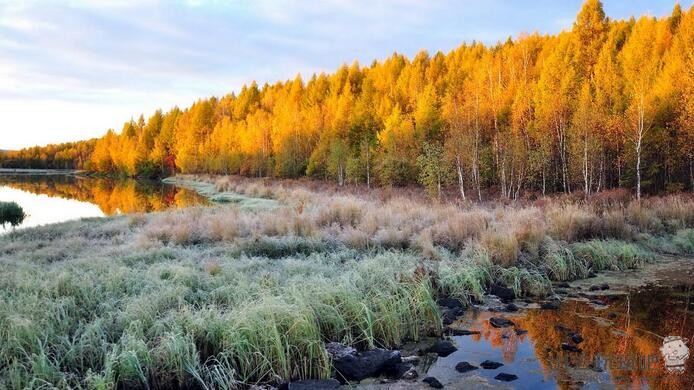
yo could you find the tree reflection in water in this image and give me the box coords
[0,175,208,215]
[435,285,692,389]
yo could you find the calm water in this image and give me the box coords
[0,174,208,233]
[424,284,694,389]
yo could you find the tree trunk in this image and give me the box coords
[456,156,466,200]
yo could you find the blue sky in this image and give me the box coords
[0,0,688,149]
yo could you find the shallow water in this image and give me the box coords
[422,284,694,389]
[0,174,208,233]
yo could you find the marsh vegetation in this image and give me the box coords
[0,175,692,388]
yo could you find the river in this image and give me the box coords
[0,173,208,233]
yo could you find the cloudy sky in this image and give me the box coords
[0,0,687,150]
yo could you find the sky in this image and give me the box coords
[0,0,689,150]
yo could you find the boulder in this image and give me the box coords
[437,297,463,309]
[540,302,559,310]
[426,340,457,357]
[480,360,504,369]
[326,342,401,382]
[489,317,515,328]
[445,327,480,336]
[422,376,444,388]
[454,361,478,373]
[490,284,515,302]
[570,333,584,344]
[494,373,518,382]
[561,343,582,353]
[504,303,519,312]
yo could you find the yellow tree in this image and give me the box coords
[620,17,667,199]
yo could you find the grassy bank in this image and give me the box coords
[0,177,693,389]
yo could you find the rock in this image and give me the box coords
[570,333,584,344]
[285,379,341,389]
[427,340,457,357]
[589,285,600,291]
[567,292,579,298]
[504,303,519,312]
[515,328,528,335]
[422,376,444,388]
[490,284,515,302]
[555,282,570,288]
[540,302,559,310]
[388,362,417,380]
[600,283,609,290]
[442,307,464,325]
[480,360,504,369]
[489,317,515,328]
[402,368,418,380]
[446,327,480,336]
[554,324,571,334]
[494,373,518,382]
[437,297,463,309]
[326,342,401,382]
[455,361,478,373]
[561,343,582,353]
[401,355,421,364]
[590,299,606,306]
[587,271,597,278]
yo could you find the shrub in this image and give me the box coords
[0,201,26,228]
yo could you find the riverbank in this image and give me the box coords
[0,168,85,175]
[0,175,692,388]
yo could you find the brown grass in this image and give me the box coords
[142,176,694,266]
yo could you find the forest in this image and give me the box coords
[2,1,693,199]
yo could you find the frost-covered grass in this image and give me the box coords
[0,176,692,388]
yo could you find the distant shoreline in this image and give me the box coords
[0,168,85,175]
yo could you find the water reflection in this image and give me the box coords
[430,285,694,389]
[0,175,208,232]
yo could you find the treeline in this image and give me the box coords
[2,1,693,199]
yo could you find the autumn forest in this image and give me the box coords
[2,1,693,199]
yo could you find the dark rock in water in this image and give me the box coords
[540,302,559,310]
[388,362,417,380]
[570,333,584,344]
[480,360,504,369]
[504,303,519,312]
[446,327,480,336]
[589,285,600,291]
[427,340,457,357]
[494,373,518,382]
[554,324,571,333]
[561,343,582,353]
[326,342,401,381]
[600,283,610,290]
[437,297,463,309]
[567,292,579,298]
[489,317,515,328]
[587,271,597,278]
[490,284,515,302]
[285,379,341,389]
[515,328,528,335]
[422,376,443,388]
[555,281,570,288]
[455,361,478,373]
[442,307,465,325]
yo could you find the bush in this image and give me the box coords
[0,201,26,228]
